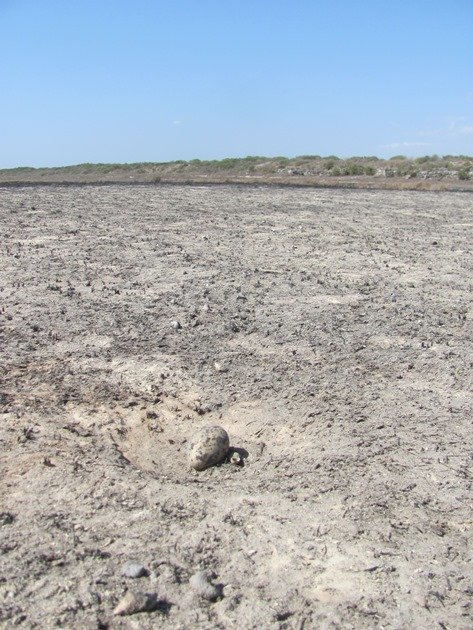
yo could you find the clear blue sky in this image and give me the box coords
[1,0,472,167]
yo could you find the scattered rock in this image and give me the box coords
[171,320,181,330]
[113,591,157,616]
[189,570,222,601]
[188,425,229,471]
[122,561,148,578]
[213,361,227,373]
[0,512,16,526]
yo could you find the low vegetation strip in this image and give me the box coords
[1,155,472,191]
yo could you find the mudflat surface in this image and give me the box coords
[1,184,472,629]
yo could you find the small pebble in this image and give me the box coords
[189,425,229,471]
[113,591,157,616]
[189,570,222,601]
[171,320,181,329]
[213,361,227,372]
[122,561,148,578]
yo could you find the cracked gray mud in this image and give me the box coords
[1,184,472,629]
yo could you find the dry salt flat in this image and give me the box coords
[1,183,472,628]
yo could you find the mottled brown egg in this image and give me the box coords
[189,425,229,471]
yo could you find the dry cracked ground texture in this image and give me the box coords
[0,184,472,629]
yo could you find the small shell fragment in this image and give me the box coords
[113,591,157,616]
[229,451,242,465]
[190,570,222,601]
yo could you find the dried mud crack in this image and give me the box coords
[1,184,472,628]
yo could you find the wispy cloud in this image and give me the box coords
[417,116,473,138]
[384,141,431,149]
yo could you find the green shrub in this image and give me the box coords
[211,158,240,170]
[342,163,364,176]
[416,155,431,164]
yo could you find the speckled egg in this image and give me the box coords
[189,425,229,471]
